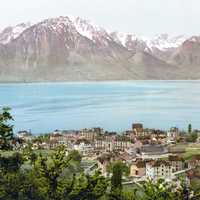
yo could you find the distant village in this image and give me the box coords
[15,123,200,183]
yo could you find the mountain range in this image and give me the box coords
[0,16,200,81]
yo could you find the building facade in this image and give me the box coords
[130,160,146,177]
[146,160,173,180]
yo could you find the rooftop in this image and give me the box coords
[141,145,168,155]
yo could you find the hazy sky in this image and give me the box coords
[1,0,200,36]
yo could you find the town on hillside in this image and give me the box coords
[15,122,200,184]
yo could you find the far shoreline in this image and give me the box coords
[0,79,200,85]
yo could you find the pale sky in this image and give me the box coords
[1,0,200,36]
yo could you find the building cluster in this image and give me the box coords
[15,123,200,181]
[130,155,185,180]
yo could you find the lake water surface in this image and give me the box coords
[0,81,199,134]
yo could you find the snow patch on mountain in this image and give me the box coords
[0,22,32,44]
[110,32,138,47]
[70,16,111,43]
[111,32,189,52]
[69,16,98,41]
[187,36,200,43]
[145,34,189,51]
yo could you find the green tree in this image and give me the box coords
[33,146,73,199]
[23,145,38,166]
[108,161,130,200]
[121,189,137,200]
[0,152,25,199]
[31,146,107,200]
[138,179,185,200]
[188,124,192,134]
[0,107,14,150]
[69,171,108,200]
[186,132,198,143]
[67,150,82,163]
[0,152,24,172]
[33,134,50,144]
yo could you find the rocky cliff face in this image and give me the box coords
[0,16,199,81]
[172,36,200,66]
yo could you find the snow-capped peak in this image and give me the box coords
[187,36,200,43]
[0,22,32,44]
[37,16,110,43]
[145,34,189,51]
[110,32,189,52]
[69,16,110,42]
[72,16,101,41]
[110,32,139,47]
[39,16,74,32]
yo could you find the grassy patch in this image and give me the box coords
[0,149,55,157]
[169,143,200,160]
[184,147,200,160]
[0,150,19,157]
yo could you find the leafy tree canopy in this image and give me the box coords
[0,107,14,150]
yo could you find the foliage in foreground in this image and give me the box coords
[0,107,14,150]
[0,147,108,200]
[0,148,192,200]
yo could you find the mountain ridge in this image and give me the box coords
[0,16,199,81]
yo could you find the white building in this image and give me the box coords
[146,160,173,180]
[74,142,94,155]
[167,127,179,143]
[95,140,132,152]
[16,131,33,141]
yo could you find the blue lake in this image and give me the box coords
[0,81,199,134]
